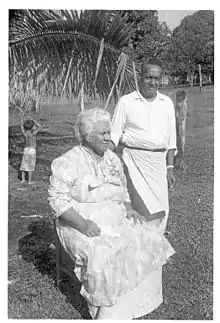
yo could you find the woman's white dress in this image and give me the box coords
[48,145,175,319]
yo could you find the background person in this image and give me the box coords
[20,117,41,184]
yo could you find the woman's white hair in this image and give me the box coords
[74,107,111,142]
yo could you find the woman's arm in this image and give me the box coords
[48,157,100,237]
[59,208,100,237]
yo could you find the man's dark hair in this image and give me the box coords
[23,119,35,131]
[141,57,163,71]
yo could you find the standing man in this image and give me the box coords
[110,58,177,233]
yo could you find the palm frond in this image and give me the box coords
[132,61,139,92]
[118,54,128,96]
[9,10,136,105]
[61,56,73,94]
[94,38,105,84]
[104,52,128,109]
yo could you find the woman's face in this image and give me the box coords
[86,121,111,156]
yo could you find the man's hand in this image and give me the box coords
[167,168,176,190]
[82,220,101,237]
[124,202,145,224]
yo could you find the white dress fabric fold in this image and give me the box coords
[48,146,175,319]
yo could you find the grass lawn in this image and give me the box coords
[8,86,214,319]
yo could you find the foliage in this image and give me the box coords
[167,11,214,80]
[9,10,136,105]
[110,10,214,81]
[9,9,215,107]
[117,10,172,69]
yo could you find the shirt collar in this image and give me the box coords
[134,90,164,102]
[134,90,158,102]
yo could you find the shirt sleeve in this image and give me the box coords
[111,97,127,147]
[167,100,177,151]
[48,157,79,218]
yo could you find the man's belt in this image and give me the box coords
[123,144,166,152]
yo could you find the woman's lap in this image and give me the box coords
[58,221,171,310]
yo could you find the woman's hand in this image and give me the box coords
[82,220,101,237]
[129,210,145,224]
[124,201,145,224]
[59,208,101,237]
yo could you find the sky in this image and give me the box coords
[158,10,197,30]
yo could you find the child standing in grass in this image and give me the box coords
[20,117,41,184]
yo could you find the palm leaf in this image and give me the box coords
[104,52,128,109]
[9,10,136,106]
[94,38,105,84]
[118,54,128,96]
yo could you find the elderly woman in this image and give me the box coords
[48,108,175,320]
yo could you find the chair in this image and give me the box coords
[52,218,76,286]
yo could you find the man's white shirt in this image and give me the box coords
[111,91,177,151]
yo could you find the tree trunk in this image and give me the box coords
[198,64,202,93]
[80,83,84,111]
[189,74,194,87]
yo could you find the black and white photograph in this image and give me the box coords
[7,6,215,320]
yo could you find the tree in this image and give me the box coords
[168,10,214,84]
[9,9,176,110]
[113,10,173,78]
[200,41,214,83]
[9,9,137,110]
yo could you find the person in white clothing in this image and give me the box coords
[110,57,177,234]
[48,108,175,319]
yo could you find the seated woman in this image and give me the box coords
[48,107,175,320]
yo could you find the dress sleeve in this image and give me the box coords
[111,97,127,147]
[167,100,177,151]
[48,156,79,218]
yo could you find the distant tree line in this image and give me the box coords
[117,10,214,86]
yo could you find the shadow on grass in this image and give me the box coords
[9,152,23,181]
[18,218,91,319]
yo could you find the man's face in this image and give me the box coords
[139,64,162,99]
[86,121,111,156]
